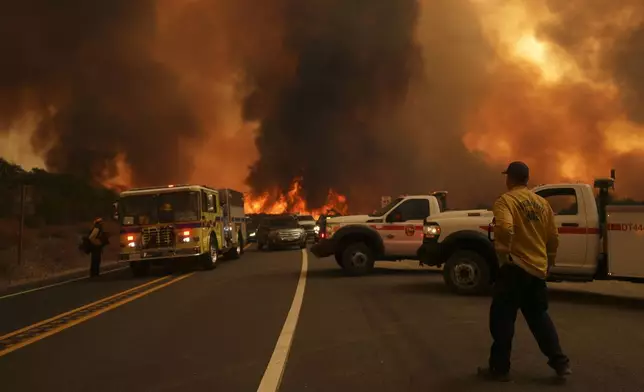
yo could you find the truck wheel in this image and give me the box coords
[226,233,242,260]
[334,251,343,267]
[443,250,491,295]
[340,242,375,276]
[130,261,150,277]
[238,231,245,255]
[202,236,219,270]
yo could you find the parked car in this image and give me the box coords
[295,214,317,241]
[257,215,307,250]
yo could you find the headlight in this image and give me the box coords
[314,225,320,233]
[249,231,256,237]
[423,223,441,238]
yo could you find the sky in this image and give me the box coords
[1,0,643,209]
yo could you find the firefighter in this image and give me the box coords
[478,161,571,382]
[87,217,106,278]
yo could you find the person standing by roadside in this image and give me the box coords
[87,217,106,278]
[478,161,571,382]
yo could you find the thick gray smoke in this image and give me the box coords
[0,1,201,185]
[3,0,644,211]
[244,0,424,208]
[243,0,502,210]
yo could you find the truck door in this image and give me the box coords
[535,187,589,269]
[202,192,217,249]
[382,198,430,256]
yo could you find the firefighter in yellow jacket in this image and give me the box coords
[478,161,571,382]
[87,218,106,278]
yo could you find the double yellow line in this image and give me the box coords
[0,273,193,358]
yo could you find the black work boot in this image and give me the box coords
[477,367,511,382]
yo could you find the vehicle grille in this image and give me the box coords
[301,224,315,231]
[142,226,174,249]
[278,230,302,241]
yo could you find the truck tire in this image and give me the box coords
[202,236,219,270]
[130,261,150,277]
[443,250,491,295]
[226,233,242,260]
[239,231,245,255]
[340,242,375,276]
[334,251,343,267]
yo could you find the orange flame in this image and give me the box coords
[244,177,349,219]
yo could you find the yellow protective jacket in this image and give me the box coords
[492,186,559,279]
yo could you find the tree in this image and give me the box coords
[0,160,117,224]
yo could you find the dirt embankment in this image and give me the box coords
[0,219,120,288]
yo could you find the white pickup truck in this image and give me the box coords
[310,191,492,275]
[417,172,644,295]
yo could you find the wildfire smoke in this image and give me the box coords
[1,0,644,212]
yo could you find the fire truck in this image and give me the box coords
[114,184,246,276]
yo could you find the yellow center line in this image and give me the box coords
[0,273,193,357]
[0,275,170,341]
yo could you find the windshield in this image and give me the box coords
[370,197,403,217]
[265,217,299,229]
[119,191,200,226]
[296,215,314,222]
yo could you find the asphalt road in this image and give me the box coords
[2,247,644,392]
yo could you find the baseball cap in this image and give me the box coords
[502,161,530,181]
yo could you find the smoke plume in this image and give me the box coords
[0,1,202,185]
[243,0,505,209]
[2,0,644,211]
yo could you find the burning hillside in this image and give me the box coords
[244,178,348,219]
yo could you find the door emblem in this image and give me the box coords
[405,225,415,236]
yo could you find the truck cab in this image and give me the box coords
[532,183,600,278]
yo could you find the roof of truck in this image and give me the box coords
[120,184,216,196]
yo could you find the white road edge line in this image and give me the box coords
[0,265,129,300]
[2,244,252,301]
[257,248,308,392]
